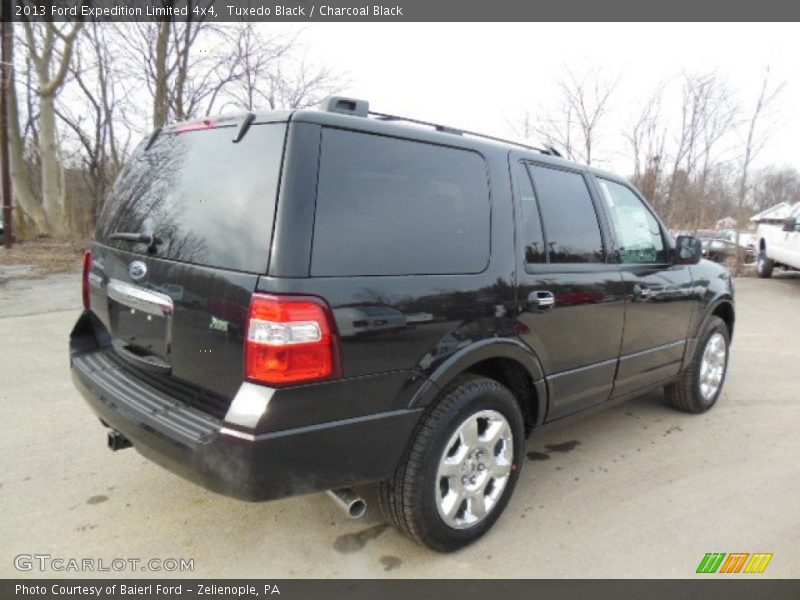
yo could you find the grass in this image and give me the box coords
[0,238,87,285]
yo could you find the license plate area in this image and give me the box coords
[107,279,174,360]
[114,306,169,355]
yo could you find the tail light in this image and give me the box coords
[245,294,341,386]
[82,250,92,310]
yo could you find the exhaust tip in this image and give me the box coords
[326,488,367,519]
[348,498,367,519]
[107,429,132,451]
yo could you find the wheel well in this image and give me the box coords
[712,302,735,337]
[465,357,539,431]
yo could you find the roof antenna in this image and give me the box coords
[545,145,562,158]
[232,113,256,143]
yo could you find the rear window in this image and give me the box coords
[311,128,490,277]
[96,122,286,273]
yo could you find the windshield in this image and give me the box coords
[96,122,286,273]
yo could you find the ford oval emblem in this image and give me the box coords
[128,261,147,281]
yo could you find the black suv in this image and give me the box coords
[70,97,734,551]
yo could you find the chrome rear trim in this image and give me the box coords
[107,279,174,317]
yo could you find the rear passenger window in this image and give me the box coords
[527,165,604,263]
[312,129,490,276]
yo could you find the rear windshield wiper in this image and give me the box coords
[144,127,162,152]
[232,112,255,143]
[108,232,163,254]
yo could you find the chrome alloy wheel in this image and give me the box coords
[700,332,727,401]
[435,410,513,529]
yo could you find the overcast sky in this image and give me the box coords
[297,22,799,175]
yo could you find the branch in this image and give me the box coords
[40,21,84,97]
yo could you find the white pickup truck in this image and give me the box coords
[753,202,800,278]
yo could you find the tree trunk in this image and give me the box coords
[153,22,171,128]
[38,93,65,237]
[694,157,710,231]
[8,61,48,237]
[734,150,751,276]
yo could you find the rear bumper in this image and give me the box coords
[70,348,421,501]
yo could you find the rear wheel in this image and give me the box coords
[757,248,774,278]
[665,316,730,414]
[379,375,524,552]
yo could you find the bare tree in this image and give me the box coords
[152,21,171,128]
[125,18,218,128]
[512,106,577,159]
[626,83,667,208]
[56,22,132,233]
[118,20,344,132]
[220,23,292,112]
[20,19,83,238]
[219,24,345,113]
[7,30,48,237]
[261,53,343,110]
[750,166,800,214]
[693,76,738,230]
[734,67,784,274]
[39,22,346,237]
[663,74,705,224]
[661,72,738,228]
[531,67,619,165]
[120,15,224,129]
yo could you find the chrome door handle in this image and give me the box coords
[528,291,555,310]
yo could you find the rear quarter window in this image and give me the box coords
[311,128,490,277]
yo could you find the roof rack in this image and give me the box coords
[319,96,559,156]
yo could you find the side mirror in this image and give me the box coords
[782,216,798,232]
[674,235,702,265]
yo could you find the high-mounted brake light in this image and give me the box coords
[174,119,217,134]
[82,250,92,310]
[245,294,341,386]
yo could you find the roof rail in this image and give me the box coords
[318,96,558,156]
[369,110,554,155]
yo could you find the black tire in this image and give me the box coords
[665,316,730,414]
[756,249,774,278]
[379,375,525,552]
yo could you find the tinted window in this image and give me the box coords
[96,123,286,273]
[597,178,666,264]
[528,165,604,263]
[312,129,490,276]
[517,163,545,263]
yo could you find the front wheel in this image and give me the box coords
[379,375,525,552]
[757,250,774,278]
[665,316,730,414]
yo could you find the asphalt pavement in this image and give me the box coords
[1,273,798,578]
